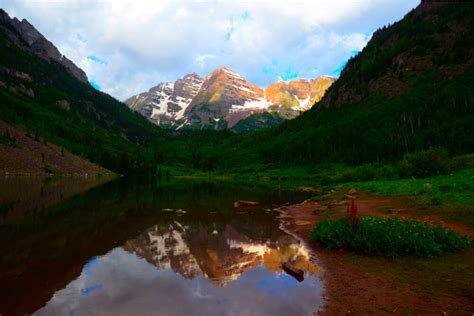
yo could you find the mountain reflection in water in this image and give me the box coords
[35,220,321,316]
[0,177,321,315]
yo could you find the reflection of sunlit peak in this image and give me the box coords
[173,221,187,231]
[217,274,240,287]
[170,230,191,256]
[234,259,257,270]
[228,239,271,257]
[289,243,311,260]
[123,222,319,289]
[124,225,202,279]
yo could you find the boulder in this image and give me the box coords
[55,99,70,111]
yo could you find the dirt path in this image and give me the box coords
[276,189,474,315]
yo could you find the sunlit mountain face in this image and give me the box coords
[125,67,335,130]
[35,220,321,316]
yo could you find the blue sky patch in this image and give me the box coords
[87,55,107,65]
[225,18,234,41]
[332,50,360,77]
[278,68,299,81]
[263,60,299,82]
[76,33,86,43]
[241,11,251,21]
[90,81,102,91]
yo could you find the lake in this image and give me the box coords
[0,177,322,316]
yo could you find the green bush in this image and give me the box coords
[398,147,450,178]
[328,163,385,184]
[310,216,471,257]
[448,154,474,170]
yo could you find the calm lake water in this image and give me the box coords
[0,177,321,316]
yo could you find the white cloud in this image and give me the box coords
[328,32,372,50]
[195,54,216,68]
[1,0,420,100]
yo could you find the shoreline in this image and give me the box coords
[275,189,474,315]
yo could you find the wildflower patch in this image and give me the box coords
[310,216,472,257]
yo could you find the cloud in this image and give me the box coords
[1,0,420,100]
[36,247,322,316]
[195,54,216,69]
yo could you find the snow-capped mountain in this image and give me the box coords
[185,66,267,129]
[266,76,336,116]
[124,73,203,127]
[125,66,335,130]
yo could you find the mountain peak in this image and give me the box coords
[0,9,10,21]
[127,65,335,130]
[183,72,201,78]
[212,66,244,79]
[0,10,88,83]
[124,72,204,125]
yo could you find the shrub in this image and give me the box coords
[398,147,450,178]
[310,216,472,257]
[448,154,474,170]
[0,129,17,147]
[43,164,53,173]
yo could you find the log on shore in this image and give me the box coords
[234,200,260,208]
[282,262,304,282]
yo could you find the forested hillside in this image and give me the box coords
[0,9,165,174]
[181,1,473,170]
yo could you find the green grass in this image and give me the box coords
[336,168,474,206]
[311,216,472,258]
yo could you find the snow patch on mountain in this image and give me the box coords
[124,73,204,125]
[125,67,335,130]
[221,67,244,80]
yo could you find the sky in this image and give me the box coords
[1,0,419,101]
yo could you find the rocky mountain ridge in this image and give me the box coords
[0,9,88,84]
[125,73,203,128]
[125,66,335,130]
